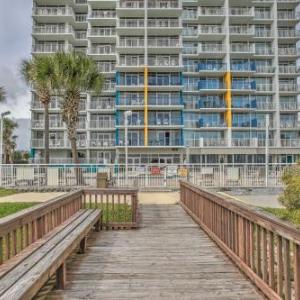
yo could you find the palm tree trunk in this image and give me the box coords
[71,138,78,164]
[44,103,50,164]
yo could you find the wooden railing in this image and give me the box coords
[180,181,300,300]
[83,188,139,229]
[0,188,138,264]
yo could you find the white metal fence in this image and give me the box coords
[0,163,293,190]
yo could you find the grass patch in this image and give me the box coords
[0,188,19,198]
[0,202,38,218]
[86,203,133,223]
[263,207,300,228]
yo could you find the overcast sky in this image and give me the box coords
[0,0,32,119]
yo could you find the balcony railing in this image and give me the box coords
[230,26,254,35]
[149,138,181,147]
[118,39,144,47]
[186,138,226,148]
[232,81,256,90]
[278,29,298,38]
[89,140,115,147]
[148,57,179,67]
[199,44,225,53]
[88,28,116,36]
[118,0,144,8]
[89,46,115,54]
[90,120,115,128]
[148,38,180,47]
[278,48,297,56]
[149,118,182,126]
[255,65,274,73]
[231,44,255,53]
[90,11,116,18]
[255,11,272,20]
[255,48,274,55]
[33,7,74,17]
[278,12,296,20]
[119,19,144,27]
[199,81,224,90]
[281,139,300,148]
[119,57,144,66]
[280,102,298,110]
[32,25,73,35]
[148,19,180,28]
[256,102,275,110]
[280,122,297,129]
[90,100,114,110]
[230,7,254,17]
[256,83,274,92]
[148,0,179,8]
[198,7,224,16]
[32,44,72,53]
[279,83,299,92]
[279,65,297,74]
[199,25,224,34]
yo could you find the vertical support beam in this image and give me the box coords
[144,66,148,146]
[56,263,66,290]
[144,0,148,147]
[224,71,232,129]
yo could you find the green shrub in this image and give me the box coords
[279,162,300,209]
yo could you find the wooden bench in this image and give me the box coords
[0,208,101,300]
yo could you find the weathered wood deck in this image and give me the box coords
[46,204,263,299]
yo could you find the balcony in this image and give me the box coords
[281,139,300,148]
[75,14,87,23]
[88,28,116,42]
[198,44,225,58]
[197,119,226,128]
[185,99,225,110]
[198,25,225,41]
[88,10,116,26]
[231,81,256,91]
[117,0,144,17]
[256,102,275,110]
[255,47,274,56]
[230,7,254,18]
[255,65,275,74]
[90,100,114,110]
[198,7,225,24]
[88,45,116,59]
[89,140,115,148]
[230,26,255,39]
[89,120,115,129]
[280,122,297,129]
[117,39,144,54]
[279,83,299,93]
[230,44,255,57]
[149,138,182,147]
[256,84,274,93]
[97,62,116,73]
[148,0,181,17]
[255,29,272,38]
[280,102,298,111]
[32,25,74,40]
[278,29,299,41]
[117,98,144,107]
[103,82,116,92]
[231,62,256,74]
[148,57,181,71]
[198,81,225,92]
[148,38,181,54]
[33,7,74,22]
[32,44,72,54]
[279,65,297,74]
[148,117,182,127]
[118,138,144,147]
[185,138,226,148]
[254,11,272,20]
[148,19,181,35]
[148,96,182,108]
[278,47,297,56]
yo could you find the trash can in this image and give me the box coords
[96,172,108,188]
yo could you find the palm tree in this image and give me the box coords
[3,117,18,164]
[53,52,103,164]
[21,56,56,164]
[0,87,5,102]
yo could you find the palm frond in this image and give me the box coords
[0,86,6,102]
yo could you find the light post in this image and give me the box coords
[0,111,11,187]
[265,114,270,187]
[124,110,132,186]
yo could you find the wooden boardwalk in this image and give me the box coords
[46,204,263,300]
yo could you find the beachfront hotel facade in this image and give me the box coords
[30,0,300,164]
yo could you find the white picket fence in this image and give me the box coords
[0,163,293,190]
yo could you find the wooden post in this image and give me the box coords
[79,237,87,254]
[56,263,66,290]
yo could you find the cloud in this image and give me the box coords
[0,0,32,118]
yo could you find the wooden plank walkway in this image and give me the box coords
[46,204,263,299]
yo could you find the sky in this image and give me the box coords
[0,0,32,119]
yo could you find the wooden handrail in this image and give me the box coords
[0,188,139,265]
[180,181,300,300]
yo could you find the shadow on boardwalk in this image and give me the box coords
[47,204,263,300]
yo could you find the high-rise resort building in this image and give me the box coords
[31,0,300,165]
